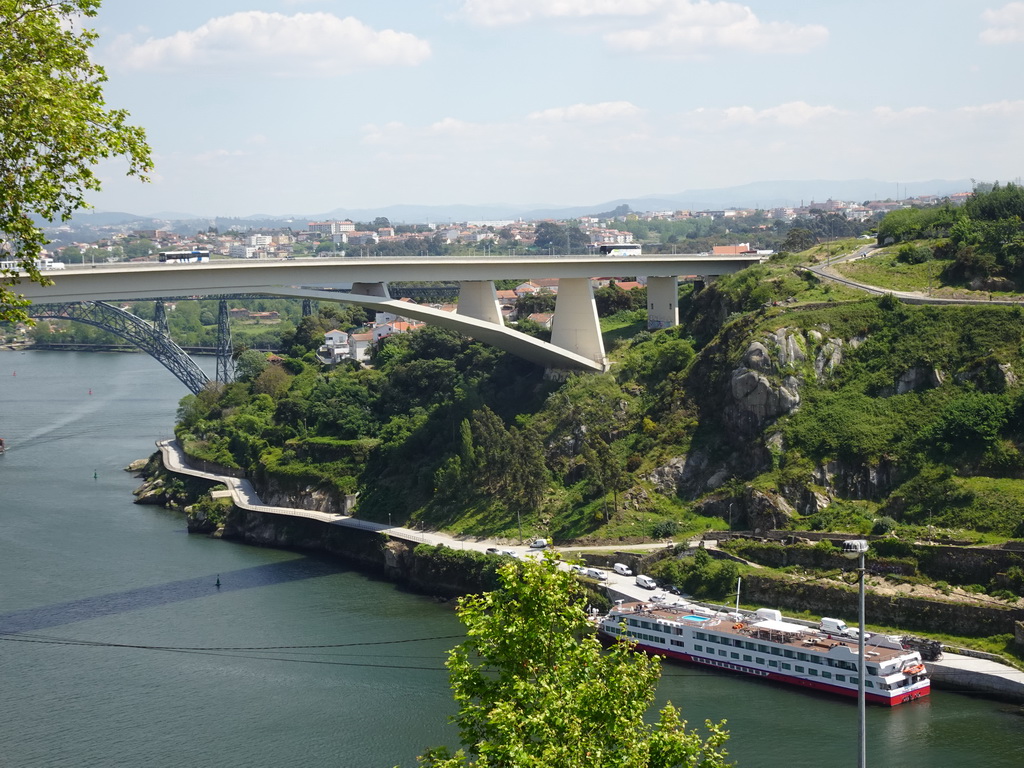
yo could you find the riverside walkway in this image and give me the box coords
[154,438,1024,702]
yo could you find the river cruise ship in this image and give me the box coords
[597,600,930,706]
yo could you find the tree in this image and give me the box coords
[234,349,269,383]
[1,0,152,323]
[420,557,731,768]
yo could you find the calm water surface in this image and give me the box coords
[1,351,1021,767]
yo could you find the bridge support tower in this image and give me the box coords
[551,277,607,370]
[646,275,679,330]
[216,299,234,385]
[457,281,503,324]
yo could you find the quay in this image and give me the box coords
[155,438,1024,704]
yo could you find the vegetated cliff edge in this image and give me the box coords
[168,271,1024,617]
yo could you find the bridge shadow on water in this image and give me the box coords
[0,556,347,635]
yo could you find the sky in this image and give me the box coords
[82,0,1024,217]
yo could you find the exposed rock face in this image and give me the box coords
[814,459,898,501]
[878,365,944,397]
[644,457,688,495]
[694,487,796,533]
[729,337,798,436]
[814,339,844,380]
[954,358,1019,393]
[255,477,357,516]
[185,504,218,534]
[132,476,169,506]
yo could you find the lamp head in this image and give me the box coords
[842,539,869,560]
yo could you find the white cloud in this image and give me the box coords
[117,12,430,76]
[460,0,826,54]
[980,3,1024,44]
[722,101,843,126]
[459,0,660,26]
[957,99,1024,116]
[610,3,827,55]
[527,101,643,122]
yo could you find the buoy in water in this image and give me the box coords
[216,575,221,588]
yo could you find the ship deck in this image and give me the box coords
[614,601,910,664]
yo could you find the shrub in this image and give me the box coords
[872,516,898,535]
[651,519,680,539]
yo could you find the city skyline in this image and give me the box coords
[87,1,1024,217]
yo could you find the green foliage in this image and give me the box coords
[871,516,898,535]
[649,549,741,600]
[420,557,731,768]
[1,0,152,324]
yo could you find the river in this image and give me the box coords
[1,350,1021,767]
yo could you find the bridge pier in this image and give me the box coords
[216,300,234,385]
[551,278,607,370]
[646,275,679,330]
[456,281,503,325]
[153,300,169,334]
[350,282,390,298]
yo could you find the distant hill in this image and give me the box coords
[72,178,975,228]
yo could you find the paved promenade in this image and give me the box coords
[155,438,1024,702]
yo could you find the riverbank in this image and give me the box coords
[149,438,1024,703]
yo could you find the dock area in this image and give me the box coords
[928,652,1024,703]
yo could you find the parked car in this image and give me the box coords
[613,563,633,576]
[500,549,520,559]
[635,574,657,589]
[529,538,548,549]
[485,547,500,555]
[584,567,608,581]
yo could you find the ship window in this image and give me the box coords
[671,640,685,648]
[795,665,805,673]
[756,657,765,665]
[628,619,639,627]
[809,668,818,676]
[781,663,791,670]
[810,655,823,665]
[730,652,739,659]
[836,674,846,682]
[694,644,702,652]
[770,647,781,656]
[743,654,752,662]
[675,628,684,635]
[640,621,651,629]
[744,642,756,650]
[866,681,874,688]
[757,644,769,653]
[796,652,808,662]
[783,650,795,659]
[867,665,878,675]
[732,639,742,647]
[695,632,706,640]
[822,671,832,679]
[769,660,779,668]
[719,650,727,657]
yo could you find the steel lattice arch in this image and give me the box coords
[29,301,214,395]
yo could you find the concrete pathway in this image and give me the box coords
[154,439,1024,702]
[927,651,1024,702]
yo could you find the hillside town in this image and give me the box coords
[25,192,971,266]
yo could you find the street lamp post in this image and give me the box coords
[843,539,869,768]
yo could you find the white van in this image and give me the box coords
[613,563,633,576]
[635,574,657,590]
[584,568,608,581]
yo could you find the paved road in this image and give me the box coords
[805,244,1024,306]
